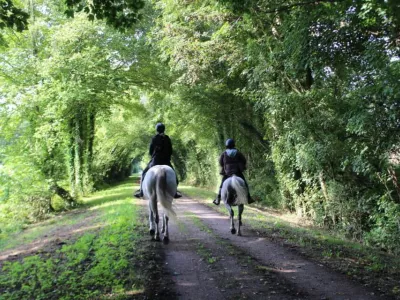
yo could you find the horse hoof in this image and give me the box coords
[237,231,242,236]
[231,228,236,234]
[154,235,161,241]
[163,236,170,244]
[149,229,155,236]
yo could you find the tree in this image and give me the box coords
[0,0,29,32]
[0,1,166,225]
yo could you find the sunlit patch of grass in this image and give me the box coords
[0,210,95,251]
[185,212,213,234]
[83,176,139,207]
[103,288,145,298]
[179,185,215,201]
[176,218,189,234]
[0,181,147,299]
[0,179,152,299]
[0,177,139,252]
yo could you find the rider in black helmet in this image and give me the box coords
[212,138,254,205]
[134,123,182,198]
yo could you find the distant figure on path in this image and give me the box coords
[212,139,254,205]
[134,123,182,199]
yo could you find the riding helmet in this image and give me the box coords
[156,123,165,133]
[225,138,235,149]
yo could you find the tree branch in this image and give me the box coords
[263,0,343,14]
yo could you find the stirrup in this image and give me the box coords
[174,191,182,199]
[213,198,220,206]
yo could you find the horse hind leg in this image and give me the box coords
[161,214,165,233]
[149,204,155,236]
[237,204,244,236]
[162,215,169,244]
[154,210,160,241]
[225,202,236,234]
[150,197,160,241]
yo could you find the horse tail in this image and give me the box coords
[231,175,248,205]
[156,168,176,218]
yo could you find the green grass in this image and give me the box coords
[0,209,95,251]
[196,242,217,264]
[3,178,400,298]
[0,176,149,300]
[185,211,213,235]
[176,218,189,234]
[82,178,139,207]
[183,212,218,265]
[179,185,216,202]
[0,177,140,252]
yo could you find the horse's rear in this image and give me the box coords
[221,175,248,236]
[142,165,177,243]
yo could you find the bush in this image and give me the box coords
[365,195,400,255]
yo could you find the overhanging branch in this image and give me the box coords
[263,0,343,14]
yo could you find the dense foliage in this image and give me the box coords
[1,0,399,253]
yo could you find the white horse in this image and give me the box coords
[142,165,177,243]
[221,175,248,236]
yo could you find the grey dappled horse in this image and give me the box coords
[221,175,248,236]
[142,165,177,243]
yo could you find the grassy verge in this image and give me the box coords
[0,178,139,252]
[0,209,94,251]
[181,185,400,298]
[0,176,156,300]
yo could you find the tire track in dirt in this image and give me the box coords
[156,197,385,300]
[160,198,304,299]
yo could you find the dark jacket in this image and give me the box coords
[219,148,246,176]
[149,133,172,165]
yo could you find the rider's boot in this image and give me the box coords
[174,191,182,198]
[134,175,145,198]
[247,194,255,204]
[213,194,221,206]
[134,189,143,198]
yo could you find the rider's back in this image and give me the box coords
[219,149,246,176]
[150,134,172,165]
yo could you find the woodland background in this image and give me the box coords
[0,0,399,253]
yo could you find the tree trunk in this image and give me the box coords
[74,115,83,194]
[87,111,95,171]
[50,183,77,208]
[67,118,76,197]
[83,110,96,193]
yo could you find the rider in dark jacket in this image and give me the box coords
[213,139,254,205]
[134,123,182,198]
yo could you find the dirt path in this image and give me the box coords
[0,208,100,268]
[156,197,387,300]
[0,192,393,299]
